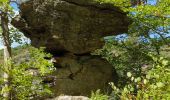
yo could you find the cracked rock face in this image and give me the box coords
[51,54,116,96]
[12,0,129,97]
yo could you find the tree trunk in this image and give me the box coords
[1,11,12,100]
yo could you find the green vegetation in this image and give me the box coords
[91,0,170,99]
[90,90,109,100]
[0,0,170,99]
[110,55,170,99]
[0,45,30,63]
[0,45,55,99]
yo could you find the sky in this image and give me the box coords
[0,2,21,49]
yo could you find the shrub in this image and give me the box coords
[90,89,109,100]
[110,54,170,99]
[0,46,55,100]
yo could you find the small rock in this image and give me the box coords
[46,96,89,100]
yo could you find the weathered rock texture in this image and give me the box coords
[13,0,130,54]
[51,54,116,96]
[12,0,130,97]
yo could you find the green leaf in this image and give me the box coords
[156,82,164,88]
[127,72,132,77]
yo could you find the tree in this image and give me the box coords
[10,46,54,99]
[93,0,170,99]
[0,45,55,100]
[0,1,55,99]
[95,0,170,77]
[0,0,12,99]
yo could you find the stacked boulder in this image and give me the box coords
[12,0,130,97]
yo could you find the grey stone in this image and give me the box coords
[51,54,116,96]
[12,0,130,54]
[46,96,89,100]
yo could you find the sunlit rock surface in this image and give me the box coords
[46,96,89,100]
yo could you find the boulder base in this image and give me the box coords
[51,54,117,96]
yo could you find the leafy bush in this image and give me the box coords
[90,89,109,100]
[0,46,55,100]
[94,0,170,87]
[94,1,170,99]
[110,54,170,99]
[93,37,154,78]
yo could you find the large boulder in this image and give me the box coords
[50,54,117,96]
[12,0,130,97]
[12,0,130,54]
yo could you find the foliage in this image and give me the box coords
[0,44,30,59]
[0,0,12,11]
[90,89,109,100]
[0,0,170,99]
[0,0,26,45]
[93,37,153,78]
[0,0,31,98]
[0,17,25,45]
[95,0,131,11]
[93,1,170,100]
[0,46,55,99]
[94,0,170,84]
[110,54,170,99]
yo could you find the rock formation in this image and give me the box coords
[12,0,130,97]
